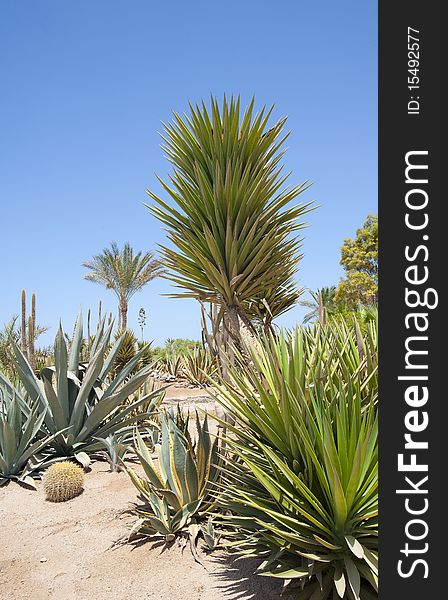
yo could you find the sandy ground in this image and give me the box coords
[164,384,215,401]
[1,462,282,600]
[1,388,282,600]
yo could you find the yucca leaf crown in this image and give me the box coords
[147,95,313,307]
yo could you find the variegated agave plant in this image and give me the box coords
[182,346,217,386]
[10,311,163,464]
[126,411,221,545]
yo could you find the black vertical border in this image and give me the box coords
[379,2,444,597]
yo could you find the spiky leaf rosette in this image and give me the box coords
[146,96,313,323]
[11,311,164,459]
[126,410,222,544]
[214,316,378,600]
[0,375,58,487]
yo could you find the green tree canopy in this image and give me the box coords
[83,242,163,329]
[335,214,378,308]
[299,286,337,324]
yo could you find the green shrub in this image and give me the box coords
[216,317,378,600]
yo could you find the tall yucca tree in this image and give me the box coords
[83,242,163,329]
[146,96,313,344]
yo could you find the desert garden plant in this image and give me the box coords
[94,432,130,472]
[83,242,163,329]
[182,346,217,386]
[157,350,183,378]
[146,96,313,348]
[201,516,221,550]
[10,312,163,463]
[111,328,153,376]
[43,460,85,501]
[214,316,377,459]
[153,338,201,378]
[0,377,57,487]
[214,316,378,599]
[126,410,221,546]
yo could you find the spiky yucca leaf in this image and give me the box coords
[182,346,217,385]
[214,316,377,464]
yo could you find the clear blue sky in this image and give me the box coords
[0,1,377,347]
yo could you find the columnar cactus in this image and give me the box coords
[20,290,37,369]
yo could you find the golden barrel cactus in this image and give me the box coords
[43,461,84,502]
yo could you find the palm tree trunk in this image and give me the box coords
[120,300,128,330]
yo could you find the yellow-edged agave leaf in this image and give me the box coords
[134,428,164,488]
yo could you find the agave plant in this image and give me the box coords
[94,432,130,472]
[10,312,163,462]
[201,516,221,550]
[158,351,183,378]
[126,411,221,545]
[182,346,217,386]
[0,377,57,487]
[214,317,378,600]
[146,96,313,346]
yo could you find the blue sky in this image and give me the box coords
[0,1,377,347]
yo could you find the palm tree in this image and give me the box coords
[82,242,163,329]
[299,286,337,324]
[146,96,313,346]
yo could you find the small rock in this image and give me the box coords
[40,557,48,563]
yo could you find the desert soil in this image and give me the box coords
[1,388,282,600]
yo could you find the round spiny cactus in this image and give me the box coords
[43,461,84,502]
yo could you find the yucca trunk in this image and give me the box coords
[225,304,259,354]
